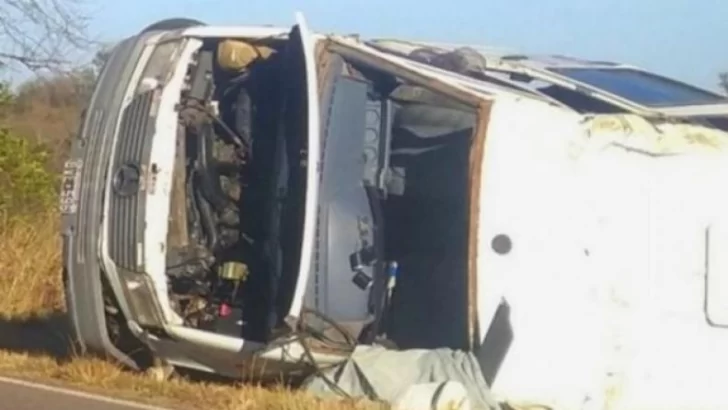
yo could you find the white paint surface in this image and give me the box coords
[477,97,728,410]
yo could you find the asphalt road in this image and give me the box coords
[0,376,172,410]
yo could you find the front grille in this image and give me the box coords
[108,90,155,271]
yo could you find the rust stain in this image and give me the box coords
[466,100,492,348]
[315,41,334,97]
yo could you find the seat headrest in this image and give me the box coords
[217,39,275,72]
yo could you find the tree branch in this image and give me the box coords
[0,0,91,72]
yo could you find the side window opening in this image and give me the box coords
[536,83,627,114]
[311,53,476,350]
[486,70,627,114]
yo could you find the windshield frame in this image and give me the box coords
[546,66,728,109]
[510,62,728,118]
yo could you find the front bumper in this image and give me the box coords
[60,32,157,368]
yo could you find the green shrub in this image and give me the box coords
[0,128,57,220]
[0,83,11,107]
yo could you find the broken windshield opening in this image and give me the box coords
[548,67,727,107]
[375,43,629,114]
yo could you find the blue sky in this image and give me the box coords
[88,0,727,91]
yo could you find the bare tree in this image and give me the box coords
[0,0,91,72]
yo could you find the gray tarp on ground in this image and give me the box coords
[302,345,501,410]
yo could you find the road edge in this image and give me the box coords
[0,375,172,410]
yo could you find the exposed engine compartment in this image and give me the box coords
[165,37,285,342]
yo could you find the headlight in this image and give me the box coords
[117,267,166,328]
[134,40,182,95]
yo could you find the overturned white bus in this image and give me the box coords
[60,14,728,410]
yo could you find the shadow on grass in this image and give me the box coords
[0,311,313,391]
[0,311,73,359]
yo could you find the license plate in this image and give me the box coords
[59,159,83,215]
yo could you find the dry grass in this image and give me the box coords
[0,214,381,410]
[0,214,65,319]
[0,349,379,410]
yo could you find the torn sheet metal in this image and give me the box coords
[302,345,501,410]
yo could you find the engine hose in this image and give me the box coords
[181,98,249,156]
[185,168,202,237]
[197,125,235,213]
[197,169,234,213]
[192,171,220,252]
